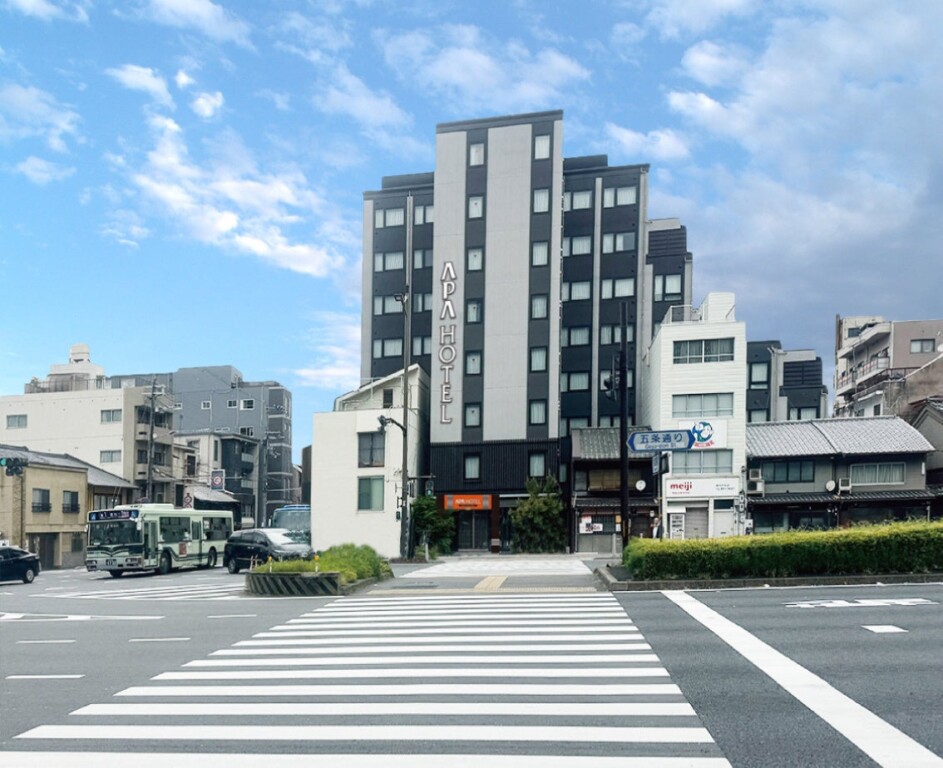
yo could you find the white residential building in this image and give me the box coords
[311,366,429,558]
[639,292,748,539]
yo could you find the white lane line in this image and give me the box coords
[7,674,85,680]
[266,618,633,629]
[184,653,662,667]
[290,610,628,620]
[208,614,257,619]
[0,612,162,622]
[17,639,76,644]
[863,625,908,634]
[73,701,697,717]
[0,753,732,768]
[663,590,943,768]
[254,626,639,638]
[235,632,641,646]
[17,724,713,743]
[129,637,191,643]
[213,642,652,655]
[334,594,615,604]
[153,667,669,681]
[117,683,683,697]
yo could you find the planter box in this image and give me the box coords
[245,570,341,596]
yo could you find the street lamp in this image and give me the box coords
[393,284,413,559]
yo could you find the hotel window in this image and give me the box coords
[572,190,592,209]
[530,347,548,372]
[562,326,591,347]
[100,450,121,463]
[601,278,634,299]
[6,414,27,429]
[374,207,404,228]
[600,324,634,345]
[413,249,433,269]
[529,399,547,425]
[100,409,122,423]
[672,392,734,418]
[534,134,550,160]
[561,372,590,392]
[466,300,482,324]
[383,338,403,357]
[467,248,483,272]
[374,251,404,272]
[750,363,769,389]
[654,274,682,301]
[373,340,382,359]
[412,336,432,356]
[603,232,635,253]
[850,462,905,485]
[562,237,570,257]
[911,338,934,353]
[466,351,482,375]
[374,295,402,315]
[674,338,734,364]
[531,295,548,319]
[672,449,733,475]
[357,477,384,511]
[570,236,592,256]
[464,403,481,428]
[529,452,546,478]
[469,142,485,166]
[412,293,433,313]
[358,432,385,468]
[603,185,637,207]
[468,196,483,219]
[531,241,549,267]
[562,281,591,301]
[414,204,434,225]
[464,454,481,481]
[749,409,768,423]
[533,188,550,213]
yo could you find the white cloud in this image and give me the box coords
[3,0,88,23]
[681,40,748,87]
[319,65,410,129]
[14,155,75,184]
[293,311,362,391]
[605,123,690,161]
[190,90,223,119]
[174,69,194,89]
[645,0,757,39]
[378,24,590,114]
[105,64,174,108]
[0,83,80,151]
[140,0,252,47]
[100,209,150,248]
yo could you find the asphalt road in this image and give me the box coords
[1,559,941,767]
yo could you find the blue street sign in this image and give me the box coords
[628,429,695,452]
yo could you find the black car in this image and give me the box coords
[223,528,313,573]
[0,545,41,584]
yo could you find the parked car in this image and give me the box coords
[0,545,41,584]
[223,528,313,574]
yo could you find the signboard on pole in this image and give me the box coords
[628,430,694,452]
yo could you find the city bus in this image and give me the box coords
[86,503,233,578]
[269,504,311,544]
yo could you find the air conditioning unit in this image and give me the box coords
[838,477,852,493]
[746,479,765,496]
[748,468,763,482]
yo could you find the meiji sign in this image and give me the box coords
[665,477,740,498]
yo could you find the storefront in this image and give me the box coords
[661,476,744,539]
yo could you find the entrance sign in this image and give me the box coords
[628,430,694,452]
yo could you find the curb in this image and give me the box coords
[595,566,943,592]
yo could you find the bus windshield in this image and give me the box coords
[88,520,141,546]
[270,507,310,534]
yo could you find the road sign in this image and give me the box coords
[628,430,694,452]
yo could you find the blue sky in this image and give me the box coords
[2,0,941,463]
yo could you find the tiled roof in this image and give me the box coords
[746,417,933,458]
[750,489,936,506]
[0,443,134,488]
[571,427,656,460]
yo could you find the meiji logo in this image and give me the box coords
[669,481,693,492]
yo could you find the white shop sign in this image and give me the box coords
[664,476,740,498]
[675,419,727,449]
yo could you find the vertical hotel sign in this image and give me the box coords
[438,261,457,424]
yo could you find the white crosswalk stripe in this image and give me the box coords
[11,592,731,766]
[47,583,248,601]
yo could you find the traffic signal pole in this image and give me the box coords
[619,301,629,542]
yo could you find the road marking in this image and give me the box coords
[863,625,908,634]
[129,637,190,643]
[784,598,938,609]
[253,625,640,638]
[184,653,662,667]
[153,666,670,680]
[664,590,943,768]
[0,612,163,622]
[17,639,76,644]
[213,642,652,655]
[0,753,732,768]
[117,683,683,697]
[17,723,714,744]
[73,701,697,717]
[7,674,85,680]
[474,575,507,591]
[208,614,257,619]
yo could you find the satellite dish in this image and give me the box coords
[825,480,836,492]
[635,480,646,492]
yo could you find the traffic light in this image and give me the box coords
[1,457,26,476]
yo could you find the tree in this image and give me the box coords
[411,495,455,557]
[510,476,566,553]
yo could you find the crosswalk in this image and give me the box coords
[47,581,250,601]
[7,592,731,766]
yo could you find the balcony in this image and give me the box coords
[835,356,890,394]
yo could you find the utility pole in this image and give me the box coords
[400,193,414,559]
[145,378,156,501]
[619,301,629,539]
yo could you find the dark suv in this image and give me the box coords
[223,528,313,573]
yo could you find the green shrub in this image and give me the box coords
[411,495,455,556]
[254,543,387,584]
[511,476,567,553]
[624,521,943,580]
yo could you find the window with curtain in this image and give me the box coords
[534,134,550,159]
[464,404,481,428]
[357,477,384,511]
[533,188,550,213]
[467,248,483,271]
[529,400,547,425]
[530,347,547,372]
[466,351,482,375]
[850,463,905,485]
[531,241,548,266]
[531,295,548,319]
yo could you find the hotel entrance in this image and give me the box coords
[443,493,500,552]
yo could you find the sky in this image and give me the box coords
[1,0,941,464]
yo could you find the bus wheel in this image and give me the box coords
[108,570,124,578]
[206,549,217,569]
[158,552,172,575]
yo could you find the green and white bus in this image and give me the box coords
[86,503,233,577]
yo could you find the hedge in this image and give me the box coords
[254,543,388,584]
[623,521,943,581]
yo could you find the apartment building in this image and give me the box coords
[747,341,828,422]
